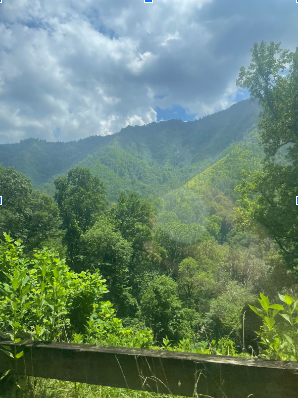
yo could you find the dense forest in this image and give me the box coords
[1,41,298,397]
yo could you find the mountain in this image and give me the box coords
[185,133,264,199]
[0,99,261,200]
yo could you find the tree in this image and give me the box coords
[206,281,256,345]
[78,218,135,317]
[236,41,298,273]
[110,191,154,246]
[54,167,106,268]
[140,275,185,342]
[178,257,216,311]
[0,165,62,253]
[110,191,163,297]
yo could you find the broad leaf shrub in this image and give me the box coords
[0,234,153,348]
[250,293,298,361]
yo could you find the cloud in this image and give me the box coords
[0,0,297,143]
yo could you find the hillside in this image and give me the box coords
[185,131,264,198]
[0,99,261,200]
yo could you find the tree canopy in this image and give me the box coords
[236,41,298,273]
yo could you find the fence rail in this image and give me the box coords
[1,340,298,398]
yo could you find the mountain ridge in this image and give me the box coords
[0,99,261,200]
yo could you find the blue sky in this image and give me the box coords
[0,0,297,143]
[155,105,197,122]
[156,89,250,121]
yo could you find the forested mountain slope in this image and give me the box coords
[185,131,264,198]
[0,99,261,200]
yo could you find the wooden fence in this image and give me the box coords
[1,340,298,398]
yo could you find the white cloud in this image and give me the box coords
[0,0,297,143]
[128,52,156,75]
[160,32,181,47]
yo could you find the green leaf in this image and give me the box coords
[273,337,280,351]
[53,268,59,279]
[280,313,292,324]
[278,294,286,303]
[284,295,294,306]
[249,305,263,317]
[12,273,20,291]
[1,345,12,351]
[21,284,31,297]
[0,369,10,381]
[269,304,284,311]
[42,264,47,278]
[15,351,24,359]
[284,334,294,345]
[264,316,275,330]
[0,348,14,358]
[259,293,270,313]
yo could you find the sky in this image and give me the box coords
[0,0,297,143]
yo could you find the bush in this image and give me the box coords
[0,234,153,349]
[250,292,298,361]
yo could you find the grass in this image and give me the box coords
[0,377,191,398]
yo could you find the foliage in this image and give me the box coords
[0,234,153,349]
[236,41,298,272]
[110,191,154,248]
[178,257,217,310]
[139,275,195,342]
[250,292,298,361]
[54,167,106,268]
[0,165,62,254]
[77,217,135,317]
[206,281,256,344]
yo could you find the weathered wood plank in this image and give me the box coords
[1,341,298,398]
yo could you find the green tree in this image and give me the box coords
[78,218,135,317]
[140,275,186,342]
[236,41,298,273]
[110,191,154,247]
[0,165,62,253]
[54,167,106,268]
[178,257,216,311]
[207,281,256,345]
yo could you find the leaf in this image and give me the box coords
[284,334,294,345]
[41,281,46,293]
[53,268,59,279]
[0,369,10,381]
[0,348,14,358]
[42,264,47,278]
[280,313,292,324]
[1,345,12,351]
[264,316,275,330]
[259,293,270,313]
[249,305,263,317]
[273,337,280,351]
[269,304,284,311]
[278,294,286,303]
[284,295,294,306]
[15,351,24,359]
[21,284,31,297]
[12,274,20,291]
